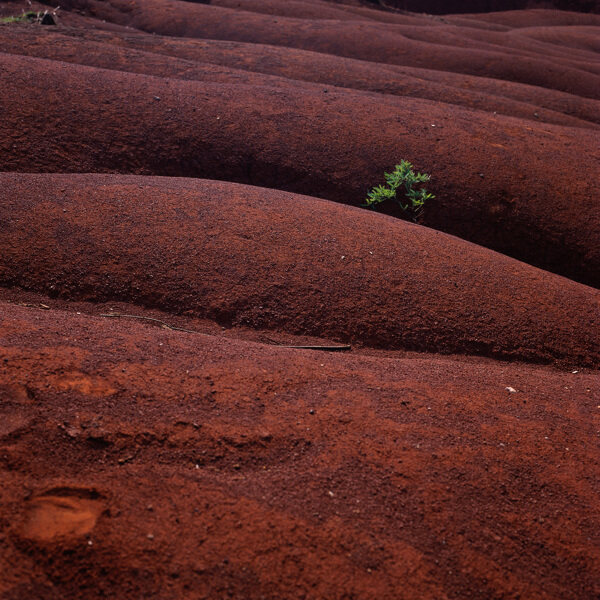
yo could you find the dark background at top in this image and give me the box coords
[359,0,600,13]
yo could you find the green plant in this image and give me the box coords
[0,11,38,23]
[364,160,434,221]
[0,8,59,24]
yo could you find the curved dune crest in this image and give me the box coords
[2,26,599,129]
[1,53,599,287]
[0,173,598,366]
[454,9,600,28]
[52,0,600,100]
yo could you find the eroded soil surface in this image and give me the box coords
[0,1,599,598]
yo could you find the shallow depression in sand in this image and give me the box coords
[19,489,106,542]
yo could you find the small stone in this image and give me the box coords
[505,387,517,393]
[309,409,315,415]
[40,12,57,25]
[147,533,154,540]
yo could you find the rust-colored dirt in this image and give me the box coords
[1,0,599,598]
[1,172,598,367]
[1,17,600,286]
[2,301,600,599]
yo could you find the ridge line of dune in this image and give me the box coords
[1,173,598,368]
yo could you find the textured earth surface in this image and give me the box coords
[0,1,599,599]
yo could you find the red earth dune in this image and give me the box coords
[1,0,599,598]
[1,172,599,367]
[3,26,599,129]
[365,0,600,12]
[46,0,600,98]
[1,52,599,286]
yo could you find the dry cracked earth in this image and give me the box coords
[0,0,599,598]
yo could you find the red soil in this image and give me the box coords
[2,301,599,599]
[3,25,599,129]
[455,8,600,26]
[1,0,599,597]
[48,1,600,97]
[1,52,599,286]
[1,172,598,367]
[365,1,600,12]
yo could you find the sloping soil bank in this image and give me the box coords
[3,26,599,129]
[1,173,598,367]
[48,0,600,99]
[1,301,599,600]
[1,53,599,287]
[361,0,600,14]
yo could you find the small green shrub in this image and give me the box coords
[1,9,59,24]
[364,160,434,221]
[0,11,38,23]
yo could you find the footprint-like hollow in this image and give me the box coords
[19,488,106,542]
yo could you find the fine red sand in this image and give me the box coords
[48,0,600,98]
[1,52,599,286]
[3,25,600,129]
[2,301,600,599]
[1,172,599,367]
[1,0,599,598]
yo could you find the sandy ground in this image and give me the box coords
[0,0,599,598]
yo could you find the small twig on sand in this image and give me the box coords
[101,313,351,351]
[277,345,351,351]
[100,313,199,334]
[263,336,351,352]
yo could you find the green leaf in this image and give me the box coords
[364,160,433,220]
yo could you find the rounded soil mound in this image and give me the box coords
[51,0,600,99]
[1,173,598,366]
[2,26,598,129]
[361,0,600,14]
[1,53,599,287]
